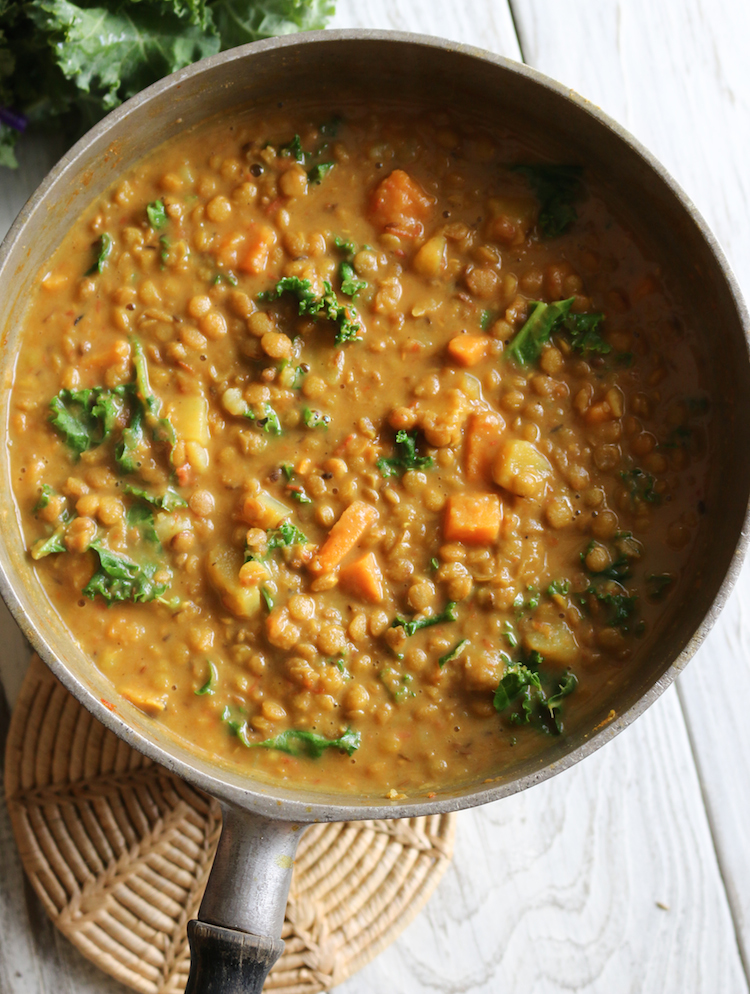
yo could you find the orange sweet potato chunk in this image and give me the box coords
[310,501,379,574]
[369,169,434,236]
[339,552,384,603]
[444,493,502,545]
[238,223,277,274]
[465,411,506,483]
[447,334,489,367]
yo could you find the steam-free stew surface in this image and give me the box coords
[9,103,709,797]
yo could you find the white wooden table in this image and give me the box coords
[2,2,750,991]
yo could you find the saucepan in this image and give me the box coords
[0,31,748,994]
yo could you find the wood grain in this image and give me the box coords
[512,0,750,974]
[1,1,749,991]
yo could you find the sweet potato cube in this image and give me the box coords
[369,169,434,235]
[238,223,277,274]
[447,334,489,367]
[444,493,502,545]
[465,410,506,483]
[339,552,384,603]
[310,500,379,574]
[493,439,552,498]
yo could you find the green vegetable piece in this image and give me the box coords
[430,557,440,571]
[34,485,56,512]
[126,501,160,545]
[83,541,171,604]
[260,404,282,435]
[647,573,674,599]
[266,522,308,552]
[377,429,434,477]
[122,483,186,512]
[439,639,469,668]
[49,389,106,456]
[302,406,330,430]
[620,467,661,505]
[131,337,176,445]
[339,261,367,297]
[493,664,542,713]
[586,585,638,629]
[221,706,252,747]
[146,200,167,229]
[196,660,218,696]
[546,672,578,712]
[290,487,312,505]
[502,620,518,648]
[213,271,238,286]
[280,134,306,162]
[564,310,610,354]
[86,233,113,275]
[547,579,571,596]
[258,276,362,345]
[281,463,294,481]
[380,667,415,701]
[512,164,583,237]
[115,401,146,474]
[308,162,335,184]
[256,726,361,758]
[480,309,494,331]
[260,587,274,611]
[507,298,574,366]
[31,527,67,560]
[159,235,170,265]
[392,601,458,637]
[333,235,357,256]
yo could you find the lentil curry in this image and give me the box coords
[9,102,710,797]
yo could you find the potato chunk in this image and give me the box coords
[520,617,579,665]
[169,393,210,445]
[206,544,262,618]
[493,439,552,498]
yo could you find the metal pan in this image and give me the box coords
[1,31,749,994]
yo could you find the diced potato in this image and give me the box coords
[240,491,292,529]
[206,544,261,618]
[493,439,552,498]
[169,393,210,445]
[520,617,579,665]
[154,511,193,545]
[120,688,168,715]
[444,493,502,545]
[413,236,447,278]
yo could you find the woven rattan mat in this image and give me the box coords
[4,656,456,993]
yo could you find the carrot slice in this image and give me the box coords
[444,493,502,545]
[238,223,277,275]
[447,334,489,367]
[339,552,385,603]
[310,501,379,574]
[465,411,506,483]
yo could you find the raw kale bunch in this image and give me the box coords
[0,0,335,168]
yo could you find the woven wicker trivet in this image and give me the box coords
[4,656,456,993]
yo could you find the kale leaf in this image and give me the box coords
[147,199,168,229]
[507,297,609,365]
[122,482,186,512]
[266,521,308,551]
[196,660,218,695]
[392,600,458,637]
[512,164,583,237]
[0,1,334,170]
[86,232,113,275]
[307,161,334,184]
[256,726,360,758]
[83,541,171,604]
[258,276,362,345]
[377,430,434,477]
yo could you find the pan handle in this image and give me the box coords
[185,803,307,994]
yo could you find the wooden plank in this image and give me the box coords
[512,0,750,971]
[336,690,747,994]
